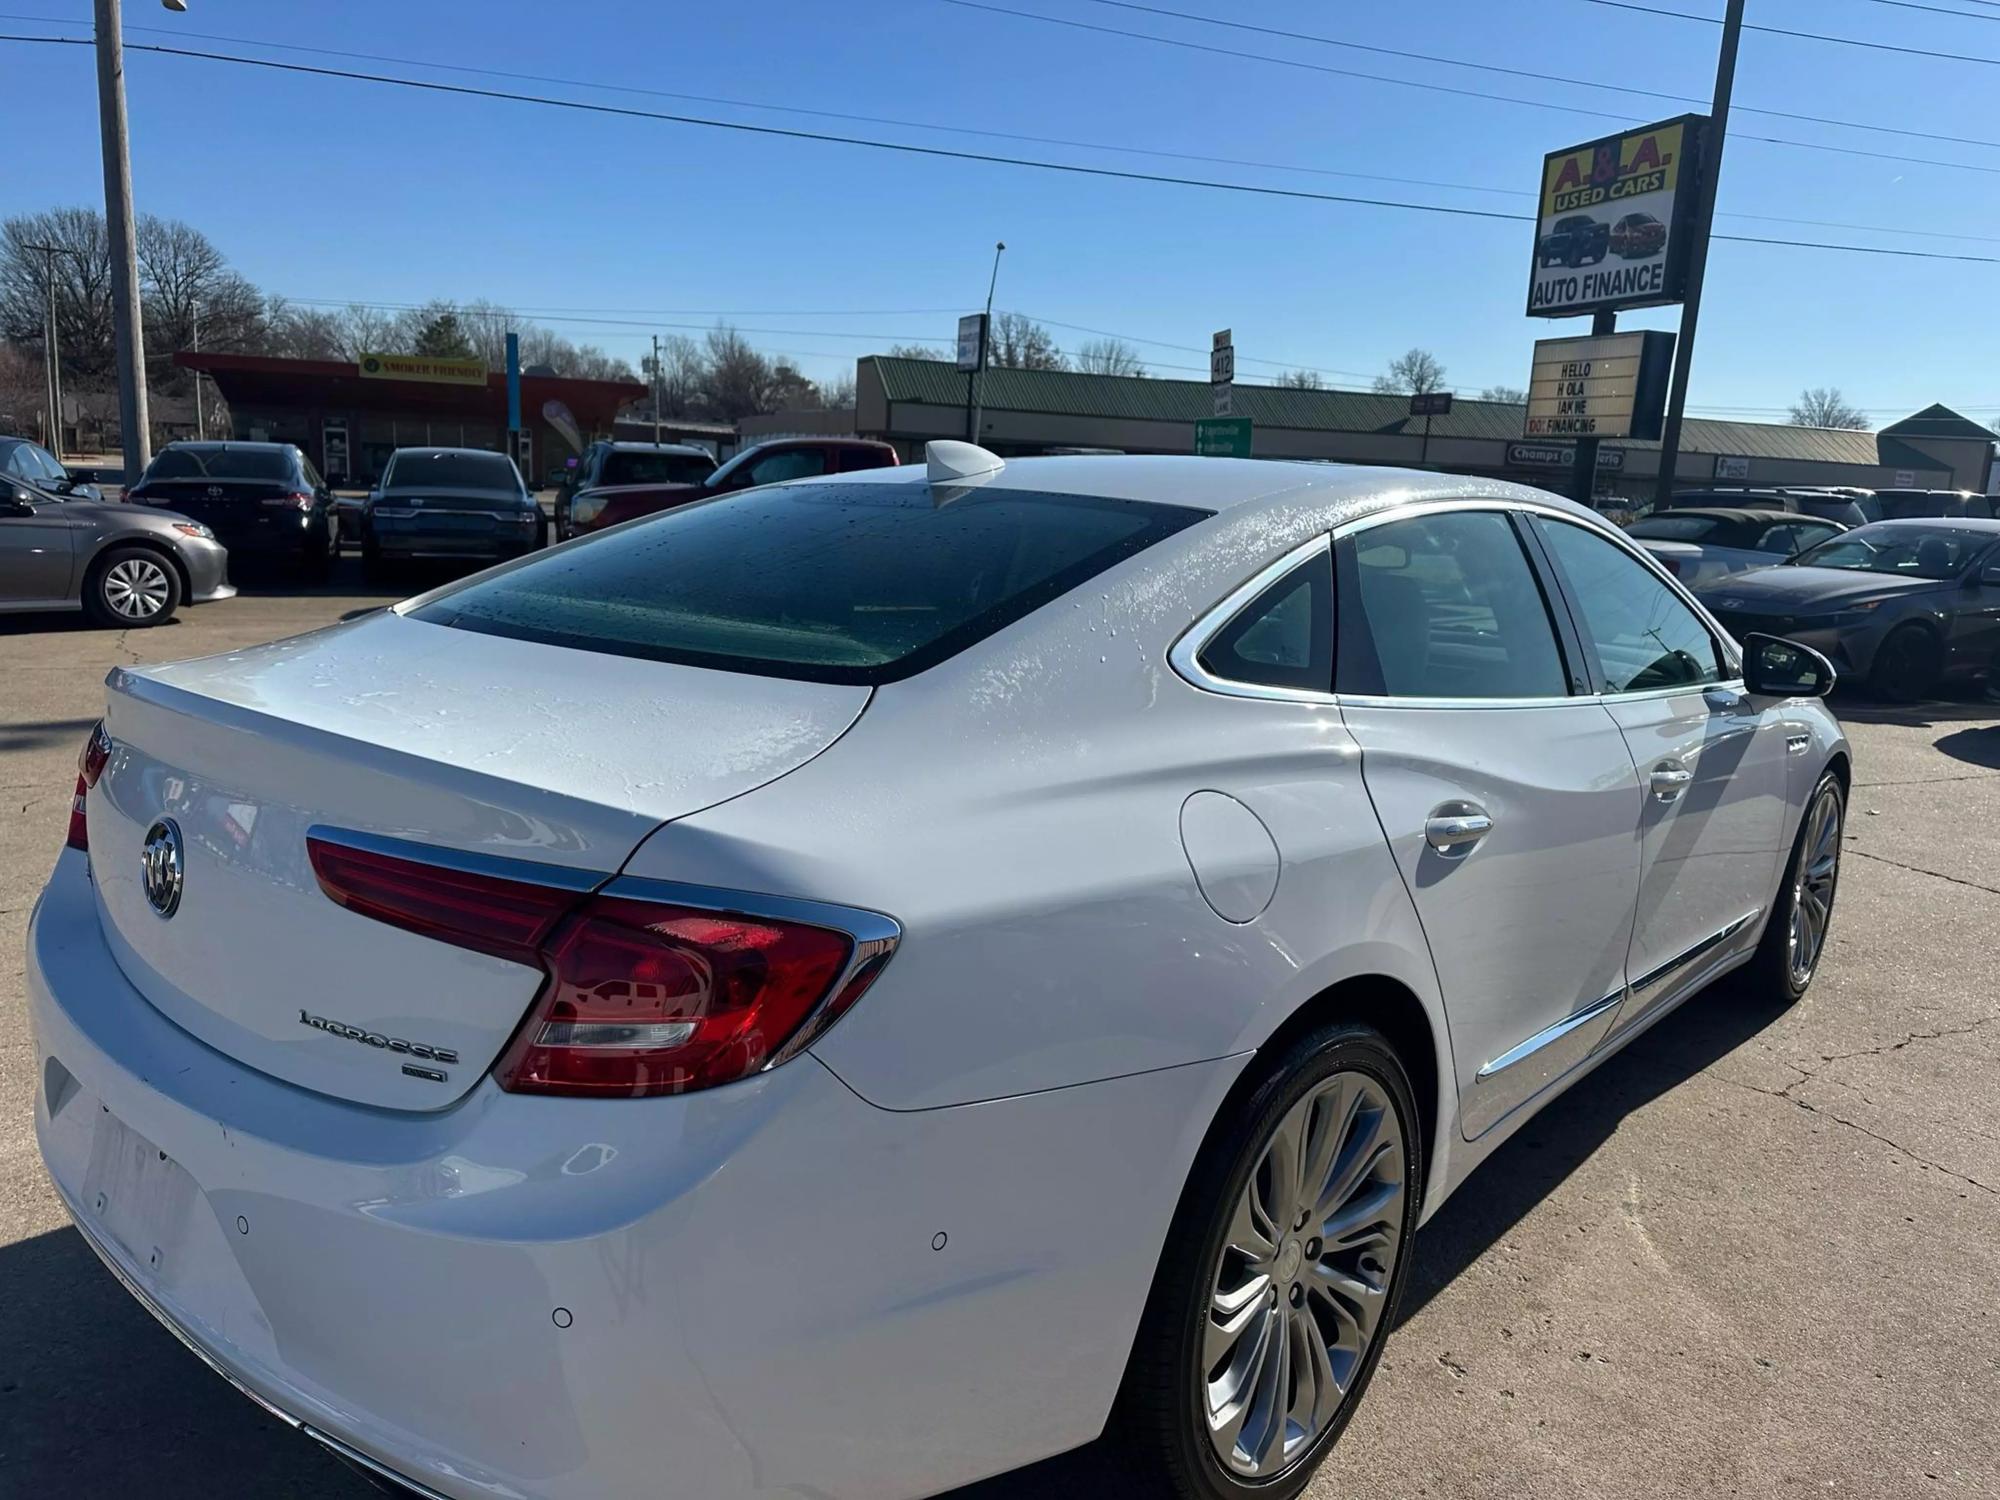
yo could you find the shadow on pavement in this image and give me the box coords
[0,716,101,754]
[1932,723,2000,771]
[1830,688,1998,729]
[0,974,1792,1500]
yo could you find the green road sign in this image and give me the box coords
[1195,416,1253,458]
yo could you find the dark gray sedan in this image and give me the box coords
[362,448,545,580]
[1699,517,2000,699]
[0,466,232,626]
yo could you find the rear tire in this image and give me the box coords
[83,545,181,627]
[1869,624,1939,701]
[1116,1023,1422,1500]
[1747,770,1844,1005]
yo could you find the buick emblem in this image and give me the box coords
[141,818,184,918]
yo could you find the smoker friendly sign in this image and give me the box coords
[1527,115,1705,319]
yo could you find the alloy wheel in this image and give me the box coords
[103,557,171,620]
[1200,1071,1406,1480]
[1788,784,1842,986]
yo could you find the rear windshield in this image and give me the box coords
[601,450,715,487]
[143,446,294,482]
[411,481,1208,683]
[386,451,519,492]
[1629,515,1726,543]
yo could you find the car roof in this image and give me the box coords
[605,441,710,455]
[1640,507,1829,527]
[162,439,294,452]
[801,453,1597,524]
[388,446,513,458]
[1852,516,2000,532]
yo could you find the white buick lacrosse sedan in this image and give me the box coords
[30,444,1846,1500]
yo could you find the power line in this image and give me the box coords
[1578,0,2000,66]
[1847,0,2000,21]
[8,33,2000,269]
[1066,0,2000,152]
[941,1,2000,178]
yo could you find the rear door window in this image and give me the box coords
[412,481,1208,683]
[748,449,830,486]
[1337,510,1568,699]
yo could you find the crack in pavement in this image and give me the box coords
[1846,847,2000,897]
[1806,1014,2000,1067]
[1713,1073,1997,1197]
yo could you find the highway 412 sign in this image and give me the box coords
[1527,115,1706,319]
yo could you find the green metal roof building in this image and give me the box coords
[854,358,1998,498]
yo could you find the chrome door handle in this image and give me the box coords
[1424,811,1493,853]
[1649,762,1694,801]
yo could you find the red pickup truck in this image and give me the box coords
[561,437,899,538]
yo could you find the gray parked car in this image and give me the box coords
[0,466,233,626]
[1,435,103,501]
[1699,517,2000,700]
[362,447,544,580]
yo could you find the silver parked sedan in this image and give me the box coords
[1,466,232,626]
[33,449,1846,1500]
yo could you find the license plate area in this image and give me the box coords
[79,1108,201,1279]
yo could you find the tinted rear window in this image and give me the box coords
[411,481,1208,683]
[386,451,519,491]
[1629,515,1726,543]
[600,451,715,486]
[143,446,294,482]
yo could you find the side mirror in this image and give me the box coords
[0,482,37,515]
[1742,632,1835,699]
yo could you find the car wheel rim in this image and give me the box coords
[104,558,170,619]
[1201,1071,1405,1480]
[1788,786,1842,986]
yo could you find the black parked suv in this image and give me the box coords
[1536,214,1610,268]
[126,441,337,578]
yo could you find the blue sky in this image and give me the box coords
[5,0,1998,426]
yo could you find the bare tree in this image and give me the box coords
[1371,348,1447,396]
[336,302,406,360]
[136,216,264,388]
[644,334,707,417]
[1790,387,1870,430]
[819,370,857,408]
[1,207,116,385]
[1276,369,1325,389]
[987,312,1065,371]
[884,342,948,361]
[1072,337,1147,377]
[263,296,345,360]
[1479,384,1527,403]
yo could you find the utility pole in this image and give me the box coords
[24,244,66,455]
[652,333,662,444]
[95,0,152,484]
[1653,0,1744,508]
[191,302,204,441]
[970,241,1005,444]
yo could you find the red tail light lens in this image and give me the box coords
[306,836,578,965]
[497,898,852,1097]
[305,833,895,1098]
[67,721,111,851]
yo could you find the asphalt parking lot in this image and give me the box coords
[1,568,1995,1499]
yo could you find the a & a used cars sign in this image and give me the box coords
[1527,115,1706,319]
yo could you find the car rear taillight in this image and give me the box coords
[305,834,896,1098]
[497,897,854,1097]
[67,721,111,851]
[261,491,316,510]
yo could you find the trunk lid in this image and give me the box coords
[88,609,869,1110]
[129,476,292,527]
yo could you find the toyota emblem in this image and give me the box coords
[141,818,184,918]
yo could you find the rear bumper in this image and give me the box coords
[27,848,1237,1500]
[203,513,326,558]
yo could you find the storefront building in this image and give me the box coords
[855,357,1998,499]
[176,353,646,489]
